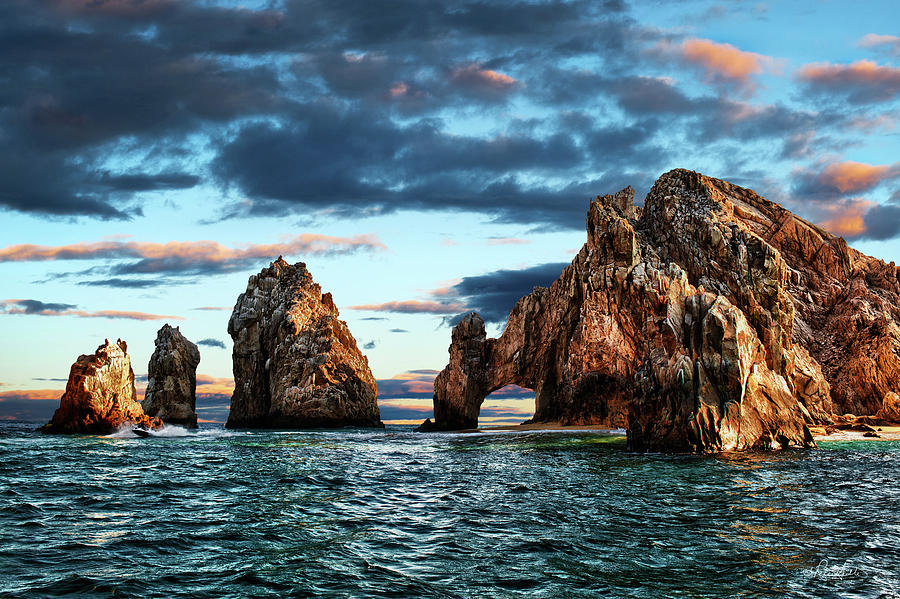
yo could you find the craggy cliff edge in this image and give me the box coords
[42,339,162,435]
[424,169,900,452]
[227,258,382,428]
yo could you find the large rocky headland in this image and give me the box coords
[227,257,382,428]
[423,169,900,452]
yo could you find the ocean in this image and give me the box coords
[1,421,897,598]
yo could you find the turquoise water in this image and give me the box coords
[1,422,897,598]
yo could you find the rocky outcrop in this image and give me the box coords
[227,257,382,428]
[42,339,162,435]
[425,169,900,452]
[876,392,900,422]
[141,324,201,427]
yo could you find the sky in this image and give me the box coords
[1,0,899,425]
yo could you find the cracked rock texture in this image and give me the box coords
[42,339,162,435]
[142,324,201,427]
[227,258,381,429]
[426,169,900,452]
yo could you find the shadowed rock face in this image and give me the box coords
[426,169,900,452]
[142,324,201,427]
[227,258,382,429]
[42,339,162,435]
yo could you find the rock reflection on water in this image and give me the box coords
[0,422,897,599]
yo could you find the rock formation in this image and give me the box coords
[424,169,900,452]
[141,324,201,427]
[42,339,162,435]
[876,392,900,422]
[227,257,382,428]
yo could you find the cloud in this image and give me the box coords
[793,160,900,196]
[389,328,409,333]
[1,299,76,314]
[348,300,467,315]
[376,369,533,400]
[861,204,900,240]
[76,278,170,289]
[437,262,569,323]
[363,340,376,350]
[196,338,226,349]
[0,389,61,422]
[487,237,531,246]
[0,234,385,277]
[449,64,519,100]
[797,60,900,103]
[195,374,234,396]
[0,299,181,321]
[858,33,900,56]
[679,38,777,89]
[816,198,873,239]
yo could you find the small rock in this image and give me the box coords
[42,339,161,435]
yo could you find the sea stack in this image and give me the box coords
[226,257,382,428]
[426,169,900,452]
[141,324,201,428]
[42,339,162,435]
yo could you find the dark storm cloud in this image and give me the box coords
[442,262,570,323]
[0,392,58,422]
[0,0,656,227]
[0,0,282,218]
[861,204,900,240]
[197,338,227,349]
[0,0,885,231]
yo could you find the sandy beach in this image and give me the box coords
[810,425,900,442]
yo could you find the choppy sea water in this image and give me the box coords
[0,421,897,599]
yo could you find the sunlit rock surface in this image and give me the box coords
[42,339,161,435]
[142,324,201,428]
[426,169,900,452]
[227,258,381,429]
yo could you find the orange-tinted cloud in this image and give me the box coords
[450,64,518,97]
[376,370,534,400]
[347,300,467,314]
[0,389,62,401]
[195,374,236,397]
[678,38,777,89]
[817,161,892,193]
[797,60,900,102]
[0,234,386,265]
[816,198,874,238]
[0,299,182,321]
[389,82,409,98]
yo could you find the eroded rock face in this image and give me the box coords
[227,257,381,428]
[142,324,201,427]
[427,169,900,451]
[42,339,162,435]
[877,392,900,423]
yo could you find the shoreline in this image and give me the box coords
[810,425,900,442]
[461,421,625,434]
